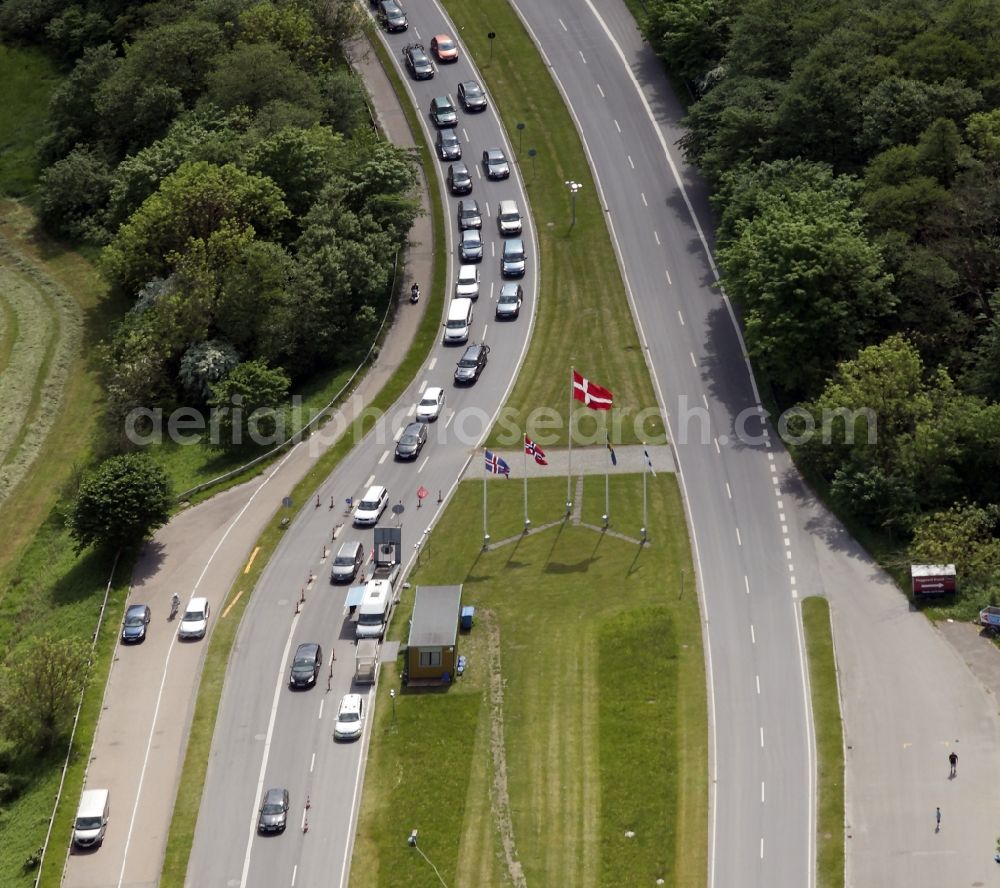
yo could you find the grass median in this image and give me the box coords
[352,474,707,887]
[802,596,845,888]
[441,0,664,447]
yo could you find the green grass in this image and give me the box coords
[158,39,449,885]
[802,597,845,888]
[441,0,663,447]
[352,474,707,887]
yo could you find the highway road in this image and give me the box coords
[509,2,815,886]
[185,9,540,887]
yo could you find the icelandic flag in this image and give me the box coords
[524,436,548,466]
[485,450,510,477]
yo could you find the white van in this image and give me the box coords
[73,788,109,848]
[443,297,473,343]
[354,485,388,526]
[356,579,393,639]
[497,199,522,235]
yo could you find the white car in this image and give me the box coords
[353,485,389,526]
[455,265,480,300]
[334,693,365,741]
[416,387,445,422]
[178,596,210,640]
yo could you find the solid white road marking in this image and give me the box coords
[378,450,389,465]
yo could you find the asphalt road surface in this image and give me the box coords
[186,10,540,887]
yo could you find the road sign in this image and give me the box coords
[417,486,428,500]
[282,496,293,508]
[392,502,405,516]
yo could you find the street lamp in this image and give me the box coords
[565,180,583,228]
[390,688,396,723]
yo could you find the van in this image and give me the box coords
[356,579,393,639]
[497,200,522,235]
[354,485,388,526]
[73,788,109,848]
[444,297,473,344]
[330,541,365,583]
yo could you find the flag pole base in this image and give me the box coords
[523,519,531,533]
[640,527,648,544]
[565,501,572,518]
[602,514,608,529]
[483,534,490,550]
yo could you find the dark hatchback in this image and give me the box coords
[121,604,151,643]
[436,128,461,160]
[457,79,488,112]
[395,421,428,459]
[447,162,472,194]
[289,642,323,688]
[403,43,433,79]
[454,343,489,384]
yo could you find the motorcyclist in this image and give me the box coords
[410,282,420,303]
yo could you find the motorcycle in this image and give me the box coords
[410,283,420,304]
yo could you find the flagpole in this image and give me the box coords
[567,366,573,516]
[523,434,529,530]
[604,430,610,528]
[483,455,489,547]
[641,441,648,543]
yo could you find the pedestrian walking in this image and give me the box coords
[949,751,958,777]
[935,806,941,832]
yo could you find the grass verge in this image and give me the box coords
[352,474,707,887]
[802,596,845,888]
[0,44,60,198]
[442,0,663,447]
[157,37,447,885]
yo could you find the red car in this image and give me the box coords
[431,33,459,62]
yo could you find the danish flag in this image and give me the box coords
[572,369,614,410]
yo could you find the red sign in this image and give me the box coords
[417,486,428,500]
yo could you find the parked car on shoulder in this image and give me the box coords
[436,128,461,161]
[454,342,489,384]
[430,95,458,127]
[430,33,459,62]
[403,43,433,79]
[457,79,487,112]
[482,148,510,179]
[121,603,151,643]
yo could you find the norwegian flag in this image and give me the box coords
[524,436,548,466]
[572,369,614,410]
[484,450,510,477]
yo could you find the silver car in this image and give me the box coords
[459,229,483,262]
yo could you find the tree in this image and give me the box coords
[69,454,172,551]
[0,635,90,755]
[209,360,290,448]
[643,0,730,85]
[38,146,113,240]
[203,42,321,114]
[965,110,1000,163]
[718,183,894,395]
[101,161,289,293]
[909,503,1000,597]
[179,340,241,402]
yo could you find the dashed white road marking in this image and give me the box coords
[654,230,660,245]
[418,456,429,473]
[558,17,567,30]
[614,119,621,133]
[364,474,374,488]
[714,437,721,454]
[378,450,389,465]
[745,576,750,595]
[640,192,647,206]
[726,482,732,499]
[677,310,684,325]
[750,624,756,644]
[579,49,587,63]
[736,527,742,546]
[427,357,437,371]
[310,752,315,773]
[665,267,672,285]
[690,351,697,367]
[755,675,761,694]
[628,155,635,169]
[597,82,605,97]
[418,379,427,393]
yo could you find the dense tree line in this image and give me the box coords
[642,0,1000,599]
[2,0,419,440]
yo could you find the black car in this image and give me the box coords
[289,642,323,688]
[403,43,433,79]
[436,128,462,161]
[454,343,489,384]
[495,282,523,320]
[121,604,151,643]
[377,0,407,31]
[447,162,472,194]
[457,199,482,230]
[430,95,458,127]
[258,788,289,833]
[457,79,488,112]
[395,421,428,459]
[459,229,483,262]
[482,148,510,180]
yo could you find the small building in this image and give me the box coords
[406,585,462,684]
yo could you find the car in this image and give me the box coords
[330,540,365,583]
[457,199,482,230]
[257,788,289,833]
[502,237,526,278]
[482,148,510,179]
[454,342,490,384]
[447,161,472,194]
[376,0,407,31]
[429,95,458,127]
[402,43,433,79]
[457,79,488,112]
[455,264,480,299]
[289,642,323,688]
[436,128,462,161]
[178,597,210,640]
[334,693,365,741]
[416,386,445,421]
[121,603,151,643]
[395,421,428,459]
[459,229,483,262]
[495,282,523,319]
[354,484,389,526]
[497,199,522,235]
[430,33,459,62]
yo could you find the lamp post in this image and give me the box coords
[565,180,583,228]
[389,688,396,723]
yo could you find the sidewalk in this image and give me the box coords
[63,38,434,888]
